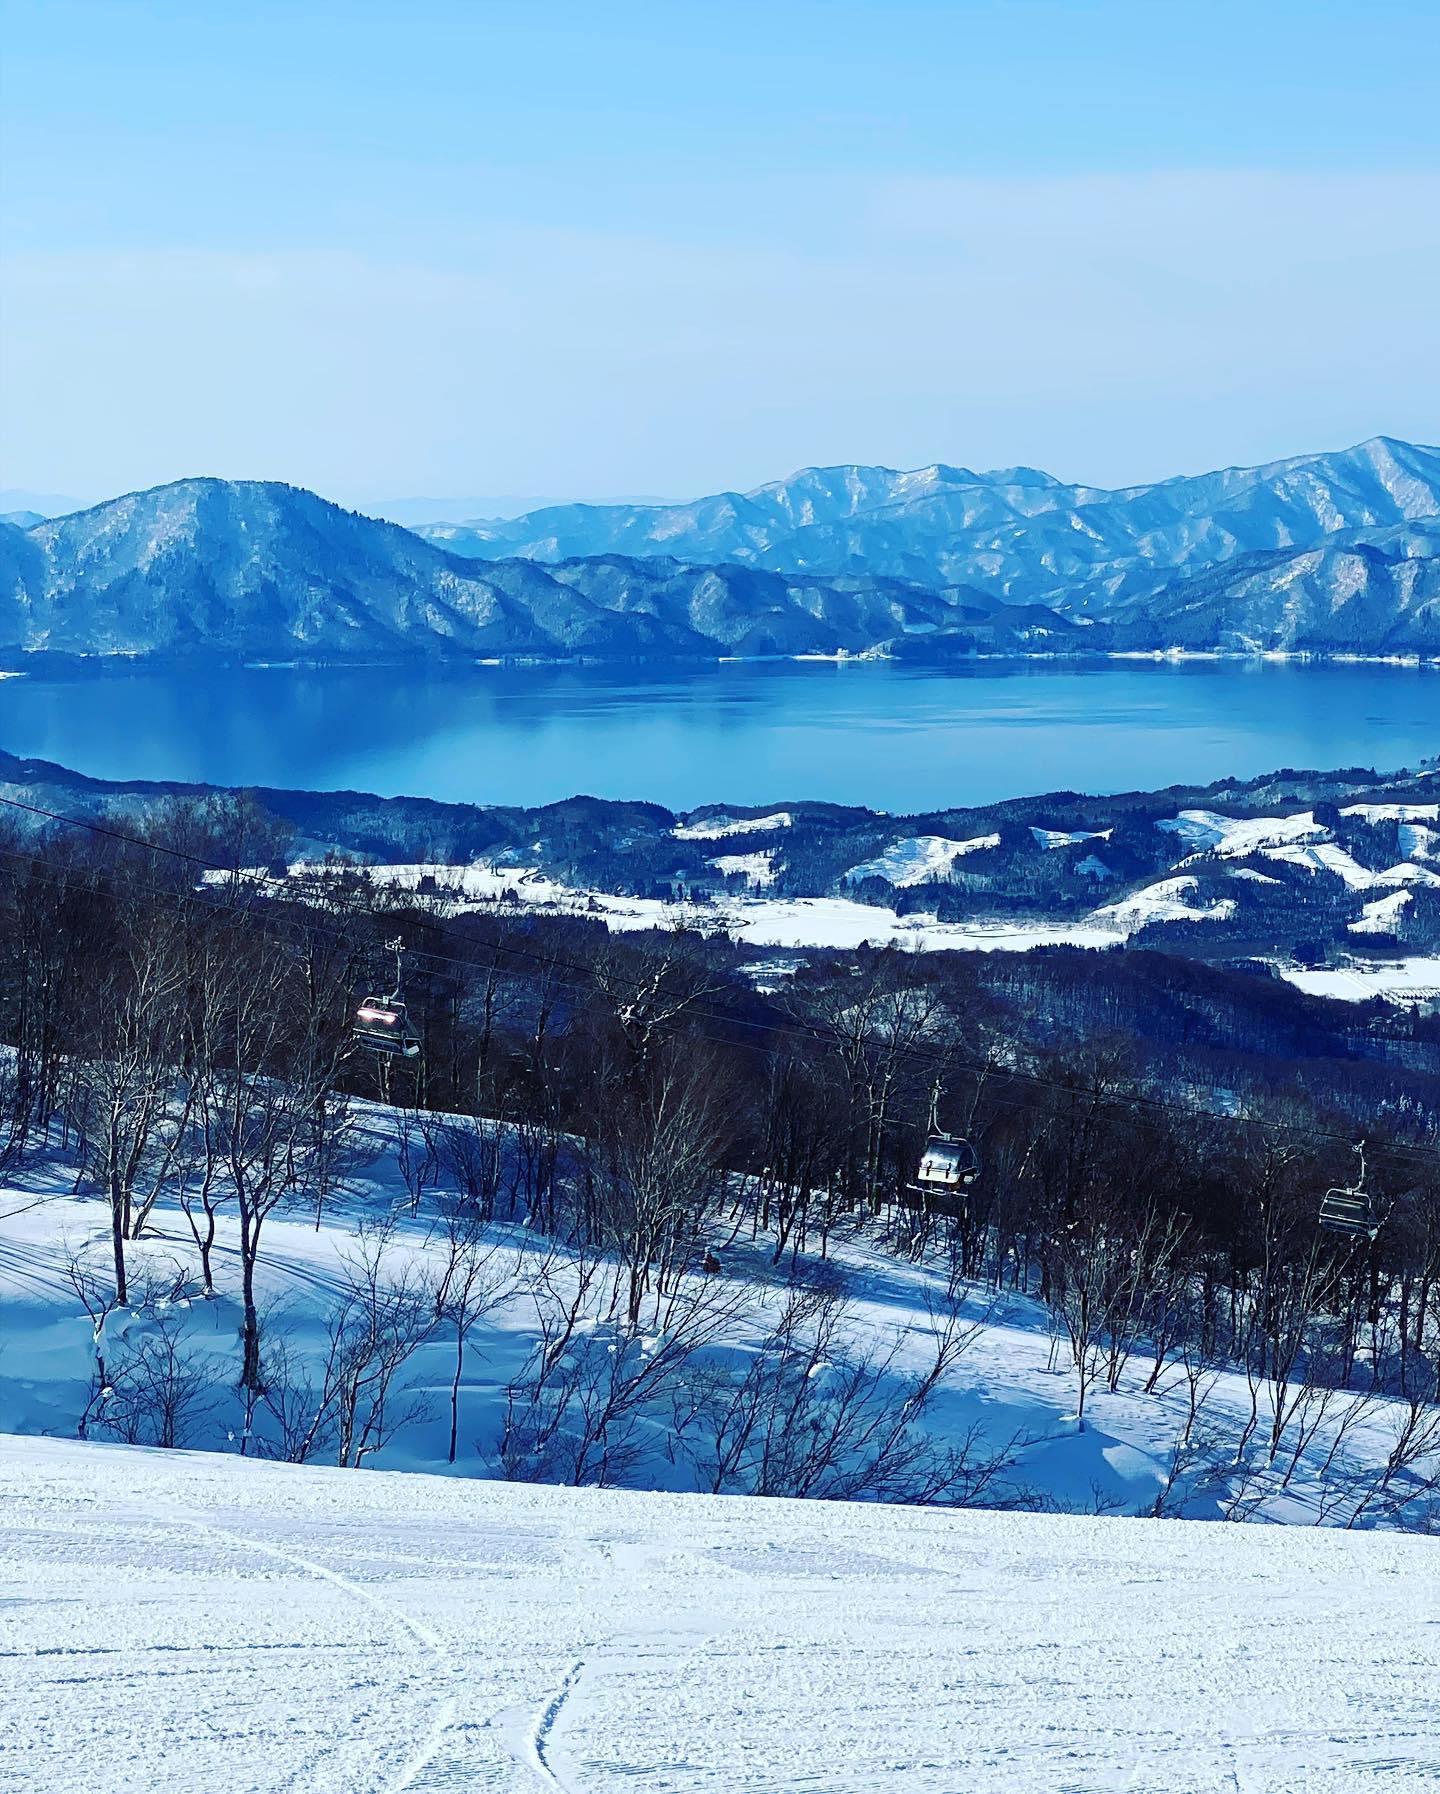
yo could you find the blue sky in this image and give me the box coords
[2,0,1437,508]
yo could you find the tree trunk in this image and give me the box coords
[449,1320,464,1465]
[109,1175,129,1306]
[239,1206,262,1394]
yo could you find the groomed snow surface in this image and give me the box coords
[708,850,777,887]
[845,833,1000,885]
[4,1432,1438,1794]
[1280,956,1440,1004]
[1159,808,1327,859]
[1350,890,1414,936]
[671,813,794,841]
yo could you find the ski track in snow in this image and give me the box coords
[4,1107,1440,1788]
[195,1228,350,1303]
[175,1512,457,1794]
[527,1657,586,1791]
[0,1236,72,1302]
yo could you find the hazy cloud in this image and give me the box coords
[4,170,1436,502]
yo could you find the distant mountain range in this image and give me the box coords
[1124,520,1440,653]
[417,436,1440,601]
[0,488,86,521]
[369,493,669,528]
[0,439,1436,663]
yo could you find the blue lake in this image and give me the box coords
[0,660,1435,811]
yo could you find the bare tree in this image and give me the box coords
[499,1243,749,1486]
[430,1206,509,1463]
[262,1225,437,1467]
[190,918,354,1408]
[64,1239,126,1438]
[94,1311,216,1450]
[67,898,192,1303]
[683,1278,1000,1503]
[583,1034,734,1326]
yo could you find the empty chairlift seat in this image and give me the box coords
[916,1134,981,1191]
[1318,1186,1379,1240]
[353,994,422,1058]
[1317,1142,1379,1241]
[902,1134,982,1217]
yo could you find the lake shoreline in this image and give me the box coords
[2,647,1439,679]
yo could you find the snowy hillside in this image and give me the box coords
[1117,520,1440,655]
[259,770,1440,1001]
[4,1431,1437,1794]
[2,1097,1436,1531]
[2,744,1436,1003]
[2,835,1438,1791]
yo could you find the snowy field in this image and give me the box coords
[240,781,1440,1001]
[4,1431,1439,1794]
[274,861,1207,956]
[1278,955,1440,1004]
[284,857,1440,999]
[3,1094,1440,1790]
[0,1186,1376,1521]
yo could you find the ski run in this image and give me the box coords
[3,1433,1437,1793]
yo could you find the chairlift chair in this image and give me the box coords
[905,1077,982,1217]
[353,994,422,1058]
[353,939,422,1059]
[915,1134,981,1193]
[1317,1188,1377,1240]
[906,1129,981,1220]
[1318,1143,1379,1242]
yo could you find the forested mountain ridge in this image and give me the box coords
[2,440,1437,661]
[2,744,1435,997]
[0,480,1084,662]
[1108,521,1440,654]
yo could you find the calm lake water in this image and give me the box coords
[1,660,1435,811]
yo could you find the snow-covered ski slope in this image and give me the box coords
[3,1431,1438,1794]
[2,1145,1432,1530]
